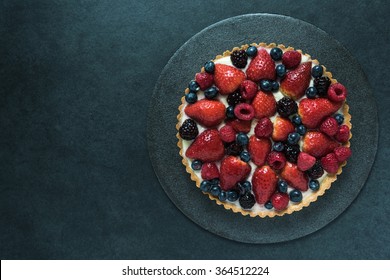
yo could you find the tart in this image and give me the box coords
[176,43,352,217]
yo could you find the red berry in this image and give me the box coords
[219,125,236,143]
[226,119,252,133]
[240,80,258,100]
[320,117,339,137]
[185,129,225,162]
[184,99,226,127]
[335,125,350,143]
[271,193,289,211]
[320,153,339,174]
[201,162,220,180]
[220,156,251,190]
[298,98,342,129]
[334,146,352,162]
[282,50,302,69]
[214,64,246,95]
[246,48,276,82]
[252,90,277,119]
[195,72,214,91]
[267,151,286,170]
[234,103,255,121]
[297,152,316,171]
[280,62,312,100]
[254,117,273,138]
[327,83,347,102]
[252,165,278,204]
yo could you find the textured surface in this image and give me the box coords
[1,0,389,259]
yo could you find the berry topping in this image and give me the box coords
[334,113,344,125]
[306,161,324,179]
[210,185,222,197]
[260,79,272,91]
[227,91,244,106]
[201,162,220,180]
[277,97,298,118]
[204,86,219,99]
[254,117,273,138]
[265,201,274,209]
[226,105,235,119]
[252,90,277,119]
[185,92,197,104]
[218,191,227,201]
[240,151,251,162]
[334,146,352,162]
[297,152,316,171]
[246,46,258,57]
[227,118,252,133]
[273,142,284,152]
[220,156,251,191]
[204,61,215,73]
[272,116,295,142]
[287,132,300,145]
[284,143,300,163]
[185,99,226,127]
[200,180,211,192]
[191,160,202,170]
[225,141,243,156]
[320,153,339,174]
[236,132,249,146]
[239,191,256,210]
[327,83,348,102]
[280,162,309,191]
[276,64,286,78]
[188,80,200,92]
[271,81,279,92]
[309,179,320,191]
[335,125,350,143]
[314,76,331,97]
[234,103,255,121]
[298,98,342,129]
[320,117,339,137]
[246,48,276,82]
[185,129,225,162]
[302,131,340,158]
[305,86,317,99]
[230,49,248,69]
[252,165,278,204]
[195,72,214,90]
[238,181,252,193]
[289,189,303,203]
[227,190,239,202]
[219,125,236,143]
[214,64,246,95]
[271,193,289,211]
[270,47,283,61]
[179,119,199,140]
[240,80,258,100]
[248,136,271,166]
[277,180,288,193]
[296,125,307,135]
[311,65,324,78]
[267,151,287,170]
[292,115,303,126]
[280,61,312,100]
[282,50,302,69]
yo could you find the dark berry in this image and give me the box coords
[265,201,273,209]
[204,61,215,73]
[271,81,279,91]
[239,192,256,209]
[334,113,344,125]
[200,181,211,192]
[218,191,227,201]
[276,64,286,78]
[246,46,258,57]
[296,124,307,135]
[210,185,221,196]
[292,115,302,126]
[289,189,302,202]
[284,143,300,163]
[306,86,317,99]
[179,119,198,140]
[226,105,235,119]
[241,181,252,192]
[185,92,197,104]
[225,142,243,156]
[277,97,298,118]
[240,151,251,162]
[227,91,243,106]
[227,190,239,202]
[270,47,283,61]
[191,160,202,170]
[314,76,331,97]
[210,178,220,186]
[287,132,300,144]
[236,132,249,146]
[273,142,284,152]
[311,65,324,78]
[260,79,272,91]
[309,179,320,191]
[204,86,219,99]
[230,49,248,69]
[188,80,200,92]
[278,180,288,193]
[306,161,324,179]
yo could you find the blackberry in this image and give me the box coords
[284,143,300,163]
[225,142,243,156]
[314,76,331,97]
[239,192,256,209]
[227,91,243,106]
[230,49,248,69]
[306,161,324,179]
[277,97,298,118]
[179,119,198,140]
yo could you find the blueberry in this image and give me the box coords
[334,113,344,125]
[240,151,251,162]
[204,86,219,99]
[273,142,284,152]
[260,80,272,91]
[227,190,239,202]
[265,201,273,209]
[246,46,258,57]
[289,189,302,202]
[271,81,279,91]
[296,124,307,135]
[210,185,221,197]
[276,64,286,78]
[270,47,283,61]
[218,191,227,201]
[191,160,202,170]
[241,181,252,192]
[292,115,302,126]
[188,80,200,92]
[185,92,197,104]
[204,61,215,73]
[236,133,249,146]
[226,105,235,119]
[309,179,320,191]
[278,180,288,193]
[306,86,317,99]
[311,65,324,78]
[287,132,300,144]
[200,181,211,192]
[210,178,220,186]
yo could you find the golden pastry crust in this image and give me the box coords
[176,43,352,218]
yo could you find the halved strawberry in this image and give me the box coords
[246,48,276,82]
[185,129,224,162]
[302,131,340,158]
[298,98,343,129]
[226,118,252,133]
[185,99,226,127]
[252,165,278,204]
[247,135,271,166]
[220,156,251,191]
[280,162,309,191]
[272,116,295,142]
[251,90,276,119]
[280,61,312,100]
[214,64,246,95]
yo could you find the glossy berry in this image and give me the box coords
[225,142,243,156]
[260,79,272,91]
[327,83,347,102]
[195,72,214,90]
[204,86,219,99]
[188,80,200,92]
[289,189,302,202]
[200,180,211,192]
[179,119,199,140]
[241,181,252,192]
[314,76,331,97]
[185,92,197,104]
[276,64,286,78]
[210,185,221,196]
[306,161,324,179]
[236,133,249,146]
[240,151,251,162]
[234,103,255,121]
[226,105,235,119]
[267,151,286,170]
[311,65,324,78]
[278,180,288,193]
[271,81,279,91]
[273,142,284,152]
[292,115,302,126]
[306,86,317,99]
[204,61,215,73]
[270,47,283,61]
[309,179,320,191]
[230,49,248,69]
[227,91,244,106]
[219,125,236,143]
[277,97,298,118]
[218,191,227,201]
[334,113,344,125]
[287,132,300,144]
[246,46,258,57]
[265,201,273,209]
[296,124,307,135]
[227,190,239,202]
[191,160,202,170]
[239,192,256,209]
[284,143,300,163]
[255,117,273,138]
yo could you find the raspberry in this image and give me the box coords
[254,117,273,138]
[230,49,248,69]
[239,192,256,209]
[321,153,339,174]
[240,80,258,100]
[227,91,244,106]
[327,83,347,102]
[282,50,302,69]
[219,125,236,143]
[234,103,255,121]
[335,125,350,143]
[267,151,286,170]
[297,152,316,171]
[277,97,298,118]
[314,76,331,97]
[320,117,339,137]
[306,161,324,179]
[225,142,243,156]
[284,143,300,163]
[334,146,352,162]
[179,119,199,140]
[201,162,220,180]
[195,72,214,91]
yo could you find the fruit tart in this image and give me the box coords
[176,43,352,217]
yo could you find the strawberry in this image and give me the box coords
[334,146,352,162]
[226,118,252,133]
[214,64,246,95]
[246,48,276,82]
[195,72,214,90]
[248,135,271,166]
[282,50,302,69]
[201,162,219,180]
[320,153,339,173]
[280,162,309,191]
[185,129,224,162]
[185,99,226,127]
[271,192,289,211]
[302,131,340,158]
[220,156,251,190]
[320,117,339,136]
[335,125,350,143]
[252,90,276,119]
[252,165,278,204]
[240,80,258,100]
[280,61,312,100]
[254,117,273,138]
[297,152,316,171]
[272,116,295,142]
[219,125,236,143]
[298,98,342,129]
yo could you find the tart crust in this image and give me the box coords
[176,43,352,218]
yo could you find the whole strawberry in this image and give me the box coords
[248,135,271,166]
[302,131,340,158]
[280,62,312,100]
[185,99,226,127]
[280,162,309,191]
[272,117,295,142]
[246,48,276,82]
[252,91,276,119]
[220,156,251,190]
[252,165,278,204]
[185,129,224,162]
[298,98,342,129]
[214,64,246,95]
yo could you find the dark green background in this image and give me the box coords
[1,0,389,259]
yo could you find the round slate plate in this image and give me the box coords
[147,14,378,243]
